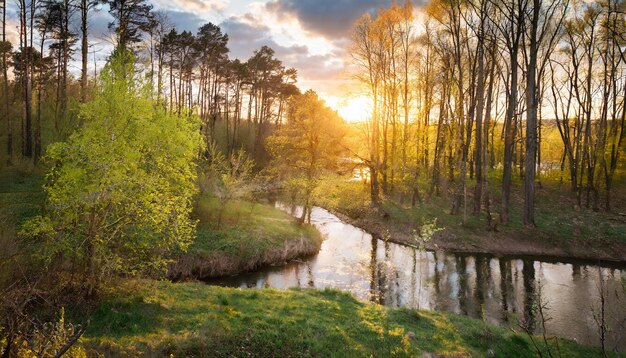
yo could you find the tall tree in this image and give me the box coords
[41,0,77,122]
[246,46,288,161]
[522,0,568,227]
[33,4,53,161]
[524,0,540,227]
[107,0,152,52]
[490,0,527,224]
[352,13,381,206]
[194,22,228,135]
[79,0,102,102]
[468,0,491,217]
[151,11,170,105]
[1,0,11,161]
[598,0,626,211]
[18,0,33,158]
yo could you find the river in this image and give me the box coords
[208,206,626,350]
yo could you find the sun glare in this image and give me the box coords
[331,95,372,123]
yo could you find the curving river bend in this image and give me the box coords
[208,206,626,350]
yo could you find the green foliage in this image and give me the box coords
[267,90,347,221]
[79,279,612,357]
[20,52,203,287]
[203,143,255,227]
[267,91,346,179]
[198,143,256,228]
[314,176,371,218]
[411,218,443,251]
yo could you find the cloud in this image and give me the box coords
[220,15,306,61]
[265,0,392,39]
[88,9,114,40]
[291,54,343,81]
[219,13,351,98]
[151,0,227,15]
[163,10,207,33]
[4,18,21,47]
[2,0,361,105]
[220,15,269,46]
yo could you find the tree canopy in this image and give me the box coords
[21,52,203,291]
[267,90,346,222]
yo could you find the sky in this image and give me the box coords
[149,0,393,120]
[3,0,396,121]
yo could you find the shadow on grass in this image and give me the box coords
[81,281,614,357]
[87,293,166,339]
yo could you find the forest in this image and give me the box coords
[0,0,625,356]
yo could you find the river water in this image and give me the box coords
[209,206,626,350]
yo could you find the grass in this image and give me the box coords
[0,169,44,226]
[78,279,613,357]
[169,196,322,279]
[1,168,620,356]
[192,197,319,258]
[0,169,44,280]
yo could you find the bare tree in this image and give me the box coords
[1,0,10,162]
[79,0,103,102]
[18,0,33,158]
[522,0,569,227]
[352,13,381,206]
[489,0,527,224]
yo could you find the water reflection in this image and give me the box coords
[208,206,626,350]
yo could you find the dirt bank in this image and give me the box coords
[328,208,626,264]
[167,198,324,281]
[168,234,321,280]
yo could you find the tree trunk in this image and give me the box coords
[81,0,88,103]
[34,27,47,162]
[473,13,486,216]
[2,0,11,162]
[501,9,521,225]
[20,0,32,158]
[524,0,540,228]
[370,83,380,206]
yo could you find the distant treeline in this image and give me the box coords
[0,0,300,167]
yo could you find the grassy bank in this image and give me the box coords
[314,174,626,262]
[79,279,610,357]
[0,168,321,281]
[168,197,322,280]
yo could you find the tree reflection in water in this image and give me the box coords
[208,206,626,350]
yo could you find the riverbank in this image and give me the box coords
[0,169,321,281]
[78,279,609,357]
[1,170,620,357]
[168,197,322,280]
[314,177,626,263]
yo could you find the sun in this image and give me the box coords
[337,95,372,123]
[323,95,372,123]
